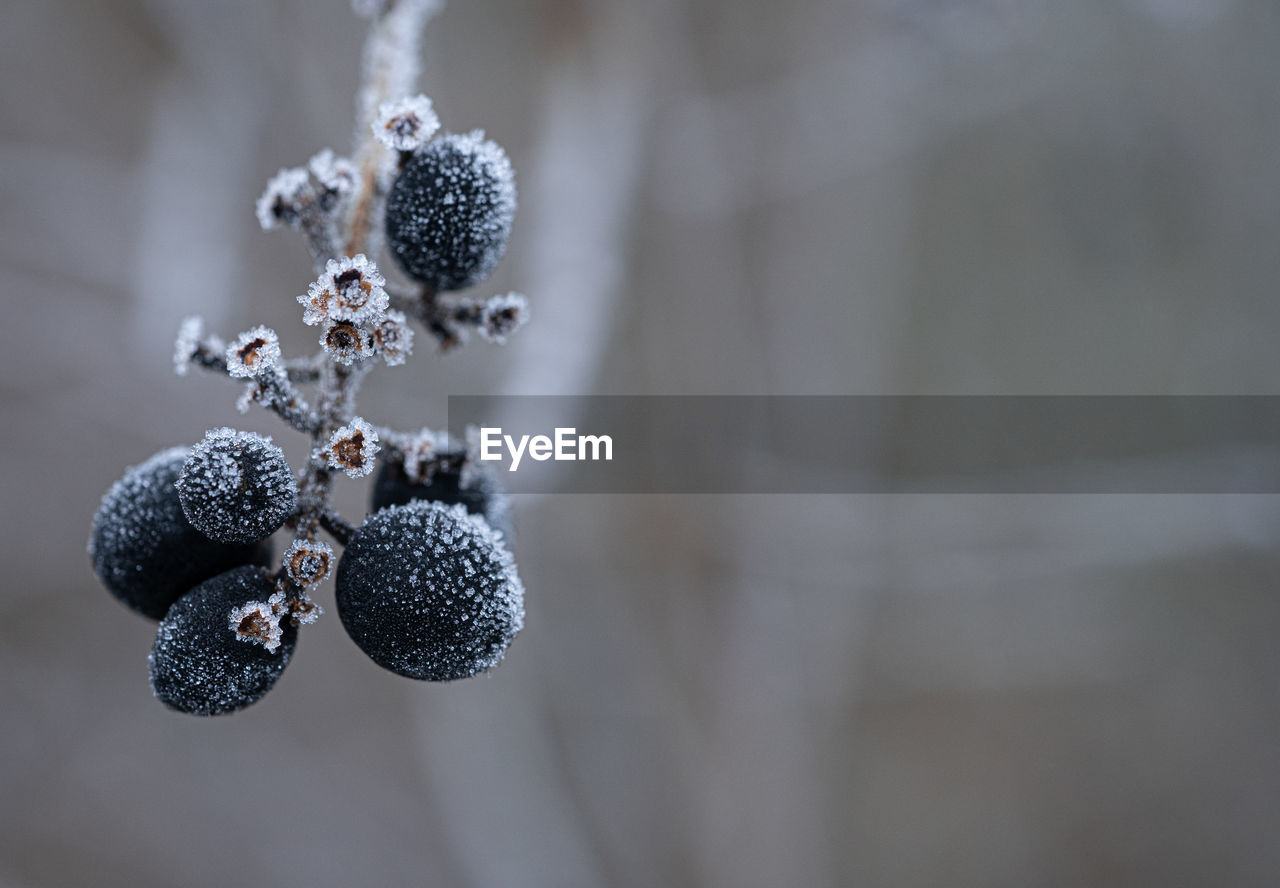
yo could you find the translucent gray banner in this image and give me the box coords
[447,396,1280,493]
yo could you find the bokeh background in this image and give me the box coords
[4,0,1280,885]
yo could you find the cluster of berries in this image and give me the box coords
[89,4,528,716]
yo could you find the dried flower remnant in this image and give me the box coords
[284,538,335,587]
[322,321,376,365]
[327,418,380,478]
[300,254,388,326]
[478,292,529,343]
[308,149,358,209]
[256,167,312,231]
[229,594,286,653]
[372,94,440,152]
[372,309,414,365]
[226,326,282,378]
[286,590,323,626]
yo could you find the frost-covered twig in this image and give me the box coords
[92,0,526,718]
[345,0,441,258]
[389,285,530,350]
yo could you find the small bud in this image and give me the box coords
[372,95,440,152]
[256,167,311,230]
[326,418,380,478]
[478,292,529,343]
[225,326,282,378]
[308,149,357,211]
[372,309,415,366]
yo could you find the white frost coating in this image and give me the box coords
[256,167,310,230]
[308,149,357,198]
[372,94,440,152]
[351,0,390,18]
[399,427,449,480]
[173,315,204,375]
[320,321,377,365]
[299,254,389,326]
[326,417,380,478]
[284,538,334,586]
[229,593,285,653]
[478,292,530,344]
[374,309,414,366]
[225,325,282,378]
[289,591,323,626]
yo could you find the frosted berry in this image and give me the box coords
[371,460,513,542]
[177,428,298,544]
[89,447,272,619]
[335,501,524,681]
[149,566,298,715]
[384,131,516,291]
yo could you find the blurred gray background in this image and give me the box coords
[3,0,1280,886]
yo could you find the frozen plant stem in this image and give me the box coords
[346,0,441,258]
[94,0,527,716]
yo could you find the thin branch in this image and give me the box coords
[320,509,356,546]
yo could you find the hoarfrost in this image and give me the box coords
[256,167,310,230]
[477,292,529,343]
[229,595,285,653]
[321,321,377,365]
[284,538,334,586]
[373,309,414,366]
[334,500,523,681]
[372,94,440,152]
[299,254,389,327]
[325,418,380,478]
[308,149,357,206]
[177,428,298,544]
[225,326,282,378]
[173,315,204,376]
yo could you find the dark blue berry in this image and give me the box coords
[149,566,297,716]
[335,501,524,681]
[177,428,297,545]
[89,447,272,619]
[370,460,513,542]
[384,131,516,291]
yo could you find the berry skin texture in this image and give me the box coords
[371,460,513,543]
[89,447,272,619]
[336,501,524,681]
[177,428,298,545]
[384,131,516,291]
[149,566,298,716]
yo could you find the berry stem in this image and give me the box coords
[319,509,356,546]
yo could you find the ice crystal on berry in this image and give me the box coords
[225,326,282,378]
[372,94,440,152]
[326,418,380,478]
